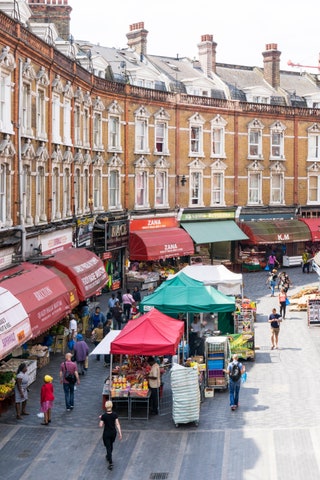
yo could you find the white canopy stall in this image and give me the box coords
[176,265,243,296]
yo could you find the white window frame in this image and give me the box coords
[52,166,60,220]
[270,172,284,204]
[211,172,224,205]
[63,98,72,145]
[21,83,32,136]
[108,169,121,210]
[135,118,148,152]
[0,73,12,133]
[22,165,32,224]
[189,113,205,157]
[83,107,90,148]
[83,169,89,212]
[248,119,264,160]
[52,93,61,143]
[93,168,102,210]
[308,174,320,204]
[189,171,202,206]
[155,121,168,154]
[154,170,168,208]
[0,163,6,224]
[108,115,121,151]
[63,167,71,217]
[308,124,320,161]
[248,172,262,205]
[74,104,82,146]
[270,121,286,160]
[211,115,227,158]
[36,166,46,222]
[135,170,149,209]
[36,88,46,140]
[93,111,103,149]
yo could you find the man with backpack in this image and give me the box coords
[225,354,245,411]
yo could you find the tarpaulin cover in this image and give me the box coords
[0,263,75,338]
[110,309,184,355]
[129,228,194,261]
[0,286,32,360]
[175,265,243,295]
[44,248,108,301]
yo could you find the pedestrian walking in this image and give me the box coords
[14,362,29,419]
[122,289,134,321]
[108,293,117,316]
[69,314,78,339]
[89,306,106,330]
[40,375,54,425]
[91,322,104,361]
[73,334,89,374]
[266,269,278,296]
[267,252,279,270]
[132,286,141,304]
[278,288,288,319]
[268,308,282,350]
[112,300,124,330]
[225,354,245,411]
[99,400,122,471]
[59,352,80,411]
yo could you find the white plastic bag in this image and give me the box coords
[37,412,44,418]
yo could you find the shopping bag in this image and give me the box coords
[285,297,290,305]
[264,264,270,271]
[241,372,247,383]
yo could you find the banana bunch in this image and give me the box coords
[0,383,14,396]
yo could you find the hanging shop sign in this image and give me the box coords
[75,217,95,248]
[105,219,129,251]
[39,229,73,256]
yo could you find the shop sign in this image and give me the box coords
[75,217,94,248]
[181,211,235,221]
[277,233,290,241]
[105,219,129,251]
[130,217,177,231]
[102,252,113,260]
[40,230,73,255]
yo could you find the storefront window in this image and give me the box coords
[104,250,123,291]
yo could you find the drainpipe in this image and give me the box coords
[17,58,26,261]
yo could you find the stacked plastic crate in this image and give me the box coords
[205,336,229,390]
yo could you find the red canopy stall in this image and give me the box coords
[110,308,184,356]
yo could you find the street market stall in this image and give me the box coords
[175,265,243,296]
[91,309,184,419]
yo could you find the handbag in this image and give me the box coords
[285,297,290,305]
[264,265,270,271]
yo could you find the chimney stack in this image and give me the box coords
[263,43,281,89]
[126,22,148,56]
[197,34,217,76]
[27,0,72,41]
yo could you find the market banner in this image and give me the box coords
[228,332,255,360]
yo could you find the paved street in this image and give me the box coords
[1,266,320,479]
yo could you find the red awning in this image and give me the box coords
[239,220,311,244]
[0,286,32,360]
[299,218,320,242]
[0,263,76,338]
[43,248,108,301]
[129,228,194,261]
[110,308,184,356]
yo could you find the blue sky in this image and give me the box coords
[70,0,320,72]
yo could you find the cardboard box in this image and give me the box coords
[204,387,214,398]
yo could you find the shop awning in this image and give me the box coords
[181,220,248,244]
[298,218,320,242]
[129,228,194,261]
[239,219,311,244]
[0,263,76,338]
[43,248,108,301]
[0,287,32,360]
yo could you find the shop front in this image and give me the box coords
[0,262,78,339]
[128,216,194,290]
[179,209,248,267]
[238,219,311,270]
[92,214,129,292]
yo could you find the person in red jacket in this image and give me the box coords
[40,375,55,425]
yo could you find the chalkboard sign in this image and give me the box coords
[308,297,320,326]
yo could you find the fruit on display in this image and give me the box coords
[0,371,15,397]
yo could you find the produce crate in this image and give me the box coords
[111,389,129,398]
[130,389,149,398]
[0,359,37,387]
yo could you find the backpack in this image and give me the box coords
[64,362,77,384]
[230,362,241,382]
